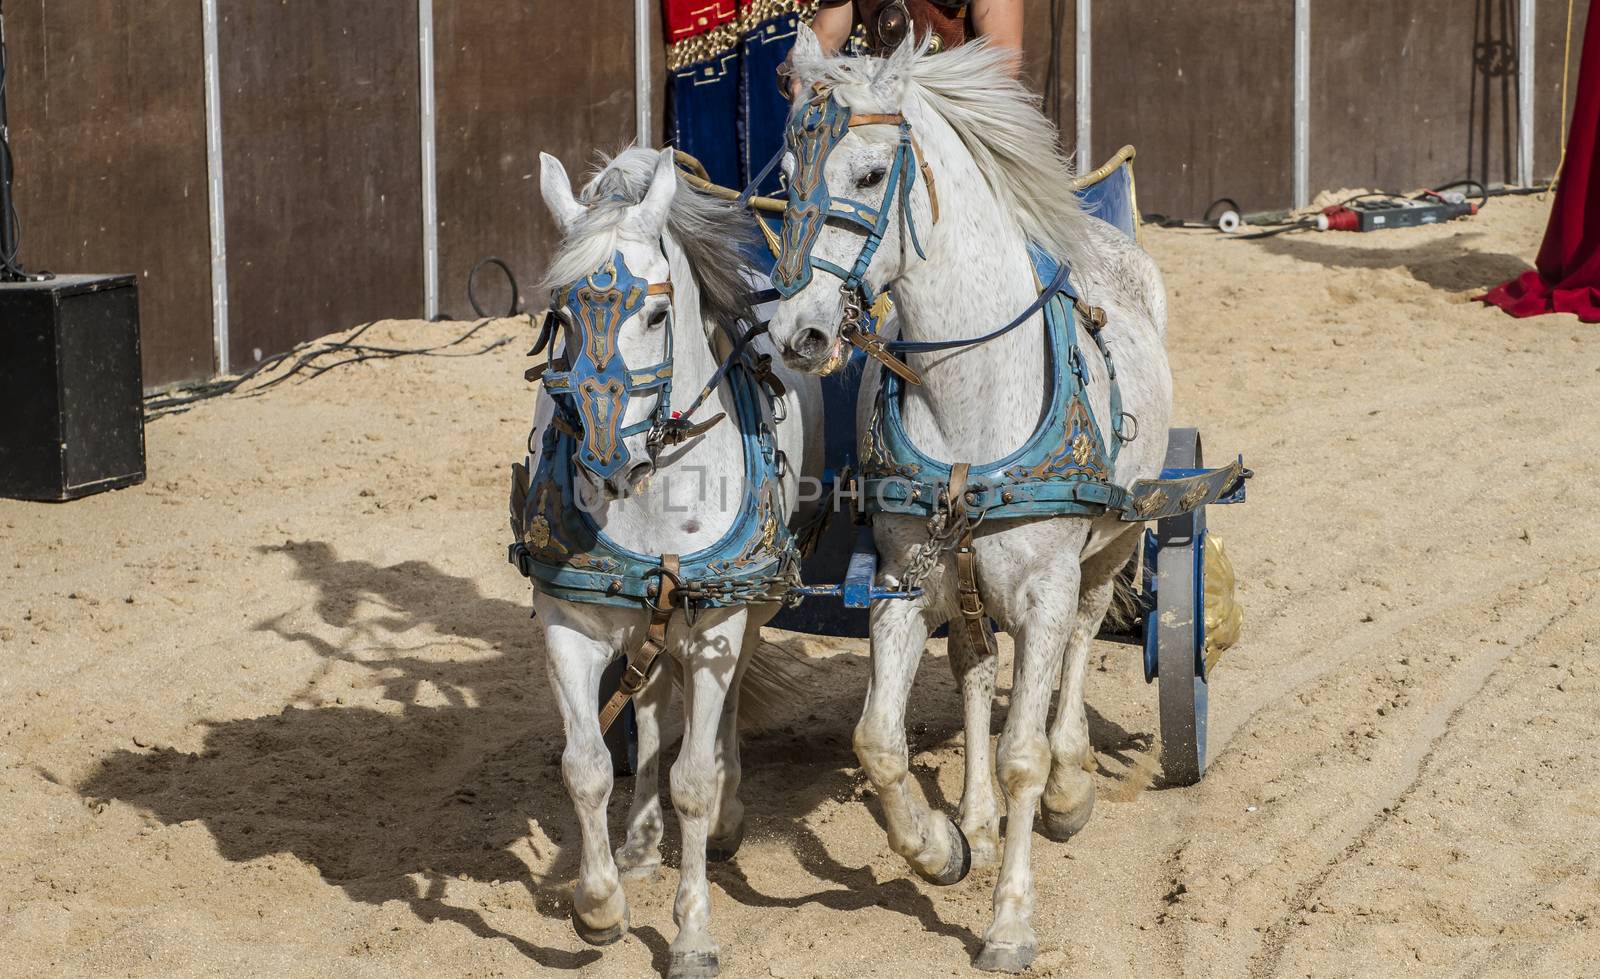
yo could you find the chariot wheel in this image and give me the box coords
[1144,427,1209,786]
[598,656,638,777]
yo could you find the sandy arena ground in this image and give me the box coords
[3,194,1598,978]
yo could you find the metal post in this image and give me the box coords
[0,0,21,278]
[1293,0,1310,209]
[1075,0,1091,173]
[635,0,652,147]
[418,0,439,320]
[201,0,231,374]
[1517,0,1535,186]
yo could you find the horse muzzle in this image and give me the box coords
[574,454,656,502]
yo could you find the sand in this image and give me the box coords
[3,194,1598,978]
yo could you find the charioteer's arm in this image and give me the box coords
[811,0,857,54]
[969,0,1022,66]
[781,1,854,97]
[783,0,1024,97]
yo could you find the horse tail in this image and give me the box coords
[666,628,811,730]
[1102,552,1143,635]
[738,635,811,730]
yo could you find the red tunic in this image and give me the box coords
[1481,10,1600,323]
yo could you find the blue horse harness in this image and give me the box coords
[508,249,803,731]
[769,90,1244,526]
[860,245,1140,522]
[768,89,1247,651]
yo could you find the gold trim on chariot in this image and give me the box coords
[1070,145,1137,191]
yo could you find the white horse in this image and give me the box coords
[767,32,1173,972]
[528,147,823,978]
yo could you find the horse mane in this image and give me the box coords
[794,36,1106,284]
[539,146,757,331]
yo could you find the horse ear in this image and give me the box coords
[626,148,678,237]
[791,23,824,76]
[876,33,922,99]
[539,152,585,232]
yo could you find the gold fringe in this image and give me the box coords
[667,1,822,72]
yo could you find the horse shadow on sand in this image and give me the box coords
[76,538,1157,974]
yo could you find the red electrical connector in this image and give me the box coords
[1315,193,1478,232]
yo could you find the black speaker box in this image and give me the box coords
[0,274,146,501]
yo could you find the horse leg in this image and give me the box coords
[856,598,971,886]
[667,609,746,979]
[543,619,631,945]
[977,565,1081,974]
[615,654,671,879]
[1042,532,1137,840]
[707,617,759,862]
[947,618,1000,867]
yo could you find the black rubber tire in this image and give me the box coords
[1153,428,1209,786]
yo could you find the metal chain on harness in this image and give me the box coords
[892,487,985,593]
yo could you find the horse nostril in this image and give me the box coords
[608,461,653,496]
[793,327,830,360]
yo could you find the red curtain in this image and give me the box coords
[1482,8,1600,323]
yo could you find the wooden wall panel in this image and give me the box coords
[1091,0,1294,221]
[218,1,424,367]
[4,0,212,389]
[1020,1,1076,159]
[1534,0,1590,179]
[1311,0,1520,195]
[433,1,641,320]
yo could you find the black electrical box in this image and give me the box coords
[0,274,146,501]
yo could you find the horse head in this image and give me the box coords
[766,27,938,374]
[537,149,679,499]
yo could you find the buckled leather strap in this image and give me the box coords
[598,553,679,734]
[848,112,906,128]
[944,464,995,657]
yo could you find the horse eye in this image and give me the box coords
[857,167,888,190]
[646,307,669,329]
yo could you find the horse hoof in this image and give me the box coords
[616,856,661,881]
[572,907,629,947]
[965,830,1000,868]
[914,819,971,887]
[1039,798,1094,842]
[667,950,720,979]
[1041,782,1095,842]
[707,821,745,863]
[974,941,1036,974]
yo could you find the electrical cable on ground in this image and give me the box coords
[143,318,518,419]
[468,256,522,319]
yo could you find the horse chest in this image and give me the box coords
[860,246,1129,526]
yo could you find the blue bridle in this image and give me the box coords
[540,251,676,482]
[772,92,930,305]
[762,89,1109,386]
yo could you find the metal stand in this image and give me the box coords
[0,0,41,282]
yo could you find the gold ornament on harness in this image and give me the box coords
[1134,488,1170,518]
[1071,432,1093,467]
[526,515,552,550]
